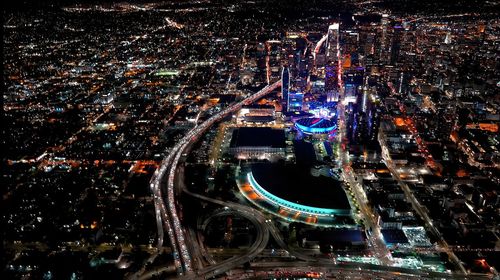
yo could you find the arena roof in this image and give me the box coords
[295,117,337,134]
[250,163,350,211]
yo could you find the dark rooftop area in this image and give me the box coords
[293,140,316,165]
[381,229,409,245]
[251,162,350,210]
[230,127,286,148]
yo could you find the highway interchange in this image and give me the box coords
[146,82,281,278]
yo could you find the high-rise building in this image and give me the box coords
[350,89,380,144]
[361,80,369,113]
[288,92,304,112]
[343,68,364,102]
[326,23,340,64]
[325,23,341,101]
[281,66,290,111]
[362,32,376,56]
[390,25,402,65]
[325,65,338,92]
[355,111,369,144]
[344,68,364,86]
[380,14,390,64]
[444,32,451,44]
[368,108,381,143]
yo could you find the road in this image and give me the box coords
[337,100,393,266]
[143,74,490,280]
[167,81,281,275]
[248,261,490,280]
[377,87,469,274]
[178,111,470,280]
[313,34,328,69]
[179,165,270,279]
[332,32,393,266]
[378,130,468,275]
[145,81,281,277]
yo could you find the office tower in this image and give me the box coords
[326,23,340,63]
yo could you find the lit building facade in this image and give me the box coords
[287,92,304,112]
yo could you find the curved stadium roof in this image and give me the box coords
[295,117,337,134]
[249,163,351,216]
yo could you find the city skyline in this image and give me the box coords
[3,1,500,279]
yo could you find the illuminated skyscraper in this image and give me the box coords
[325,23,340,100]
[444,32,451,44]
[281,66,290,111]
[343,68,364,102]
[390,25,402,65]
[361,77,369,113]
[287,92,304,112]
[326,23,340,63]
[325,65,338,92]
[380,14,390,64]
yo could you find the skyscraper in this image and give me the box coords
[380,14,390,64]
[325,23,340,100]
[326,23,340,64]
[281,66,290,112]
[390,25,402,65]
[287,92,304,112]
[325,65,338,92]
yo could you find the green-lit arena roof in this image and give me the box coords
[248,163,351,216]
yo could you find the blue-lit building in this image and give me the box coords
[343,68,364,102]
[295,117,337,135]
[325,65,338,92]
[287,92,304,112]
[344,68,364,86]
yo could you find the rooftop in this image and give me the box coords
[251,163,350,210]
[230,127,286,148]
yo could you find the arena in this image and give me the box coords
[238,163,354,227]
[294,117,337,135]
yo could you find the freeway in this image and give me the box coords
[178,165,270,279]
[313,34,328,67]
[171,155,280,278]
[167,81,281,275]
[179,134,474,280]
[146,150,185,275]
[197,229,217,266]
[197,209,269,279]
[145,81,281,277]
[138,265,176,280]
[249,261,491,280]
